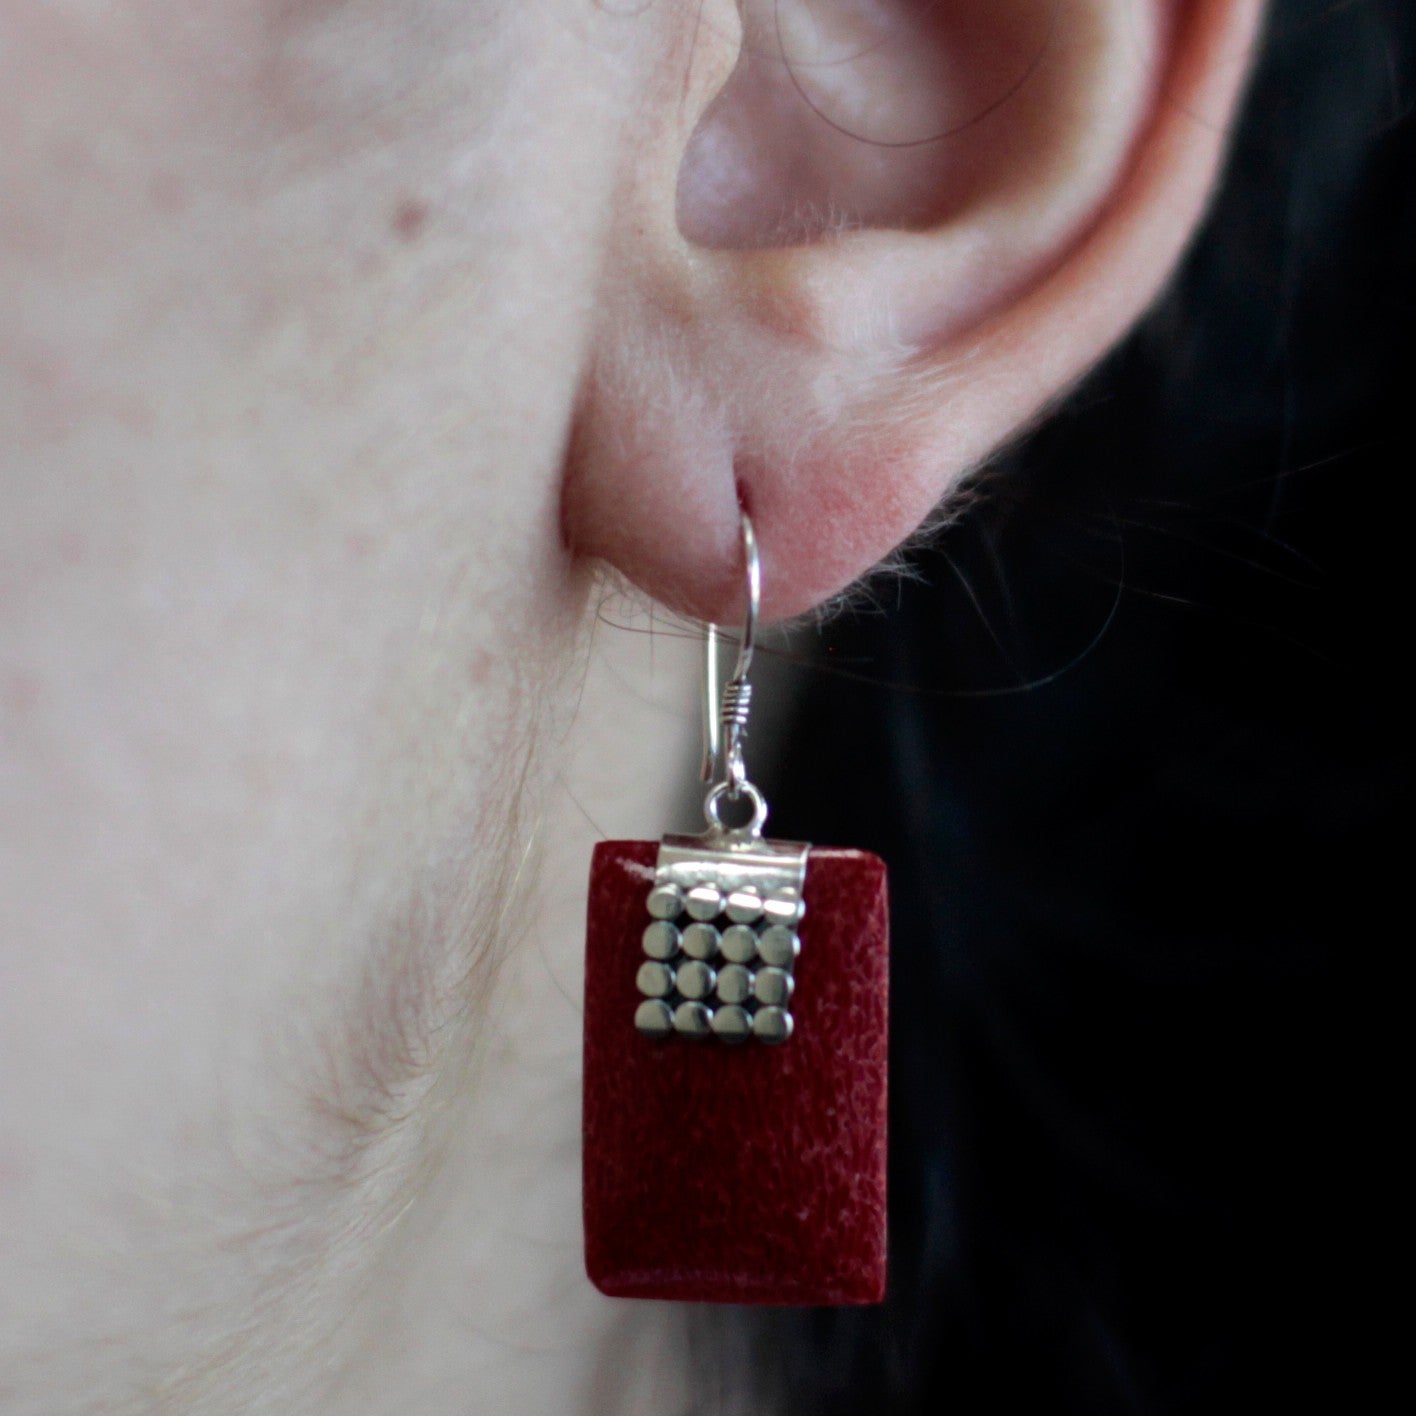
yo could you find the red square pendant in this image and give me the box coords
[582,839,889,1305]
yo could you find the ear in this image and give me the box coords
[561,0,1266,623]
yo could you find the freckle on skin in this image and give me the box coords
[468,649,494,687]
[56,530,86,567]
[149,172,189,216]
[391,199,429,242]
[3,672,41,717]
[115,397,156,436]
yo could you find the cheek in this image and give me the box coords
[3,643,564,1404]
[0,479,582,1410]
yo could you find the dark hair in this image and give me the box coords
[734,3,1412,1411]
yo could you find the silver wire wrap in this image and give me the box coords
[719,680,752,796]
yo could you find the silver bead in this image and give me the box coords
[642,920,680,960]
[710,1005,752,1043]
[634,998,674,1037]
[647,883,685,920]
[684,884,725,921]
[673,1000,712,1037]
[715,963,754,1005]
[724,889,764,924]
[756,924,800,968]
[680,922,720,961]
[636,960,675,998]
[752,1005,794,1044]
[762,891,804,928]
[753,966,795,1007]
[675,958,717,1000]
[720,924,759,964]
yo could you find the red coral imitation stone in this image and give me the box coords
[582,840,889,1304]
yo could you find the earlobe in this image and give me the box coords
[561,0,1266,625]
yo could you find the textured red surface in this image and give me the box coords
[583,840,889,1305]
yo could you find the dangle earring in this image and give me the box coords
[581,513,890,1305]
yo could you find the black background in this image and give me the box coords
[753,3,1411,1410]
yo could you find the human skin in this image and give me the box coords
[1,2,1262,1412]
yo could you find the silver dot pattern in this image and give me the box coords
[676,959,717,1000]
[636,960,675,998]
[710,1004,752,1042]
[763,893,804,928]
[757,924,799,967]
[716,963,754,1005]
[753,966,794,1007]
[673,1001,712,1036]
[720,925,759,964]
[646,884,684,920]
[634,871,803,1042]
[725,890,764,924]
[684,885,724,921]
[634,998,674,1036]
[752,1005,793,1043]
[642,920,680,960]
[680,922,720,960]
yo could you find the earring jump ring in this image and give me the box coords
[704,779,769,836]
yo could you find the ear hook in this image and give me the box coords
[700,513,767,835]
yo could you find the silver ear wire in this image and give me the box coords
[699,512,765,834]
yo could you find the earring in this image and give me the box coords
[581,512,890,1305]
